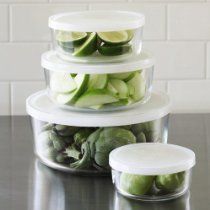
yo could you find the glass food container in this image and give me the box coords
[26,91,170,174]
[110,143,196,201]
[48,11,145,63]
[42,50,154,112]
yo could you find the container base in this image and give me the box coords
[116,186,189,202]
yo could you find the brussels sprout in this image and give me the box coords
[120,173,154,196]
[131,120,159,143]
[94,128,136,168]
[38,130,53,150]
[65,145,81,160]
[53,124,80,137]
[49,131,66,151]
[74,128,93,146]
[41,123,53,132]
[70,142,92,169]
[155,172,185,192]
[56,153,67,163]
[44,146,57,160]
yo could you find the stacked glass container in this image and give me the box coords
[26,11,195,201]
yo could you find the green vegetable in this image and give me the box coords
[92,127,136,168]
[74,128,93,146]
[45,146,57,160]
[70,142,92,169]
[49,131,66,151]
[54,125,80,137]
[120,173,154,196]
[65,145,81,160]
[56,153,67,163]
[155,172,186,192]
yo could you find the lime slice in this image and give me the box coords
[98,31,130,45]
[73,32,97,57]
[56,31,87,48]
[98,44,131,56]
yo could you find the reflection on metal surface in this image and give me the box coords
[114,190,191,210]
[28,159,114,210]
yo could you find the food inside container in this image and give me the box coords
[26,91,170,174]
[110,143,195,201]
[42,50,154,111]
[48,11,145,63]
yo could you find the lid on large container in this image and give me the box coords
[110,143,196,175]
[49,11,145,32]
[26,91,170,127]
[41,51,155,74]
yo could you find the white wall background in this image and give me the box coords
[0,0,210,115]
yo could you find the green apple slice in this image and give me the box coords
[127,72,146,102]
[110,79,129,99]
[75,89,118,108]
[50,72,76,93]
[88,74,108,90]
[55,74,89,105]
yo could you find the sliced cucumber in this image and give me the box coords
[107,82,118,95]
[98,44,131,56]
[110,79,129,99]
[88,74,108,90]
[109,72,135,81]
[75,89,118,108]
[73,32,97,57]
[56,31,87,48]
[55,74,89,105]
[127,72,146,102]
[97,31,129,45]
[50,72,76,93]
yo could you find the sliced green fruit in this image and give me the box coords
[127,72,146,102]
[103,98,129,109]
[55,74,89,105]
[109,72,135,81]
[56,31,87,48]
[107,82,118,95]
[75,89,118,108]
[97,31,130,45]
[98,44,131,56]
[73,32,97,57]
[126,29,134,41]
[50,72,77,93]
[110,79,128,99]
[88,74,108,90]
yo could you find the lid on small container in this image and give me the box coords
[26,91,170,127]
[41,51,155,74]
[110,143,196,175]
[49,11,145,32]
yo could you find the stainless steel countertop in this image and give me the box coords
[0,114,210,210]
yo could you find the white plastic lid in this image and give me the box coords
[109,143,196,175]
[41,51,155,74]
[26,91,170,127]
[49,11,145,32]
